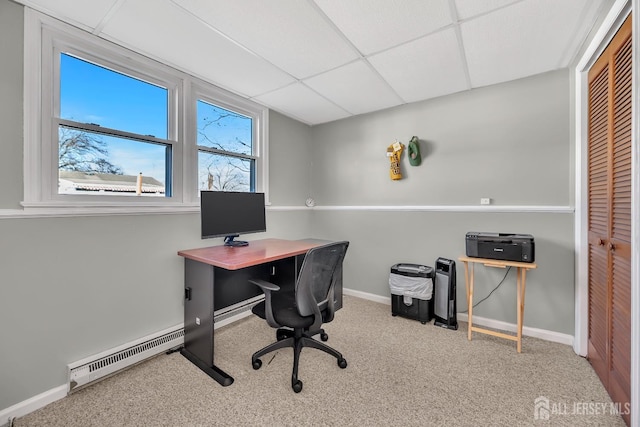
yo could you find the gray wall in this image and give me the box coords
[268,111,313,206]
[0,0,24,209]
[309,69,574,334]
[310,70,572,206]
[0,0,576,414]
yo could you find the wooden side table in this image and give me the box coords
[458,256,537,352]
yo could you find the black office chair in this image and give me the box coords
[249,241,349,393]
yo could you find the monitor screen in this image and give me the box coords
[200,191,266,245]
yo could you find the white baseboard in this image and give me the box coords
[215,307,254,329]
[344,287,574,346]
[344,287,391,305]
[0,384,67,426]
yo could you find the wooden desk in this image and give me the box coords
[458,256,537,353]
[178,238,324,270]
[178,239,336,386]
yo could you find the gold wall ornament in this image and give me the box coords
[387,141,404,180]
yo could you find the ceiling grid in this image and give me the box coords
[16,0,612,125]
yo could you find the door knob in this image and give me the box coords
[597,238,605,246]
[608,242,616,251]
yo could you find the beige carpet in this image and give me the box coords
[15,296,626,426]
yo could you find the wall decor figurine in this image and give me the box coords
[387,141,404,180]
[408,136,421,166]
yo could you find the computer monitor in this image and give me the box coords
[200,191,266,247]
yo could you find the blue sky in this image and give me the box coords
[60,53,167,138]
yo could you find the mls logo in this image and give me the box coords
[534,396,550,420]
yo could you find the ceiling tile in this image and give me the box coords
[17,0,120,30]
[454,0,520,20]
[172,0,359,79]
[304,60,402,115]
[314,0,453,55]
[254,84,351,125]
[368,28,468,103]
[100,0,295,97]
[461,0,597,88]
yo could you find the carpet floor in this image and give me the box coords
[15,296,626,426]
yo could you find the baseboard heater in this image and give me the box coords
[214,294,264,325]
[67,325,184,393]
[66,297,263,393]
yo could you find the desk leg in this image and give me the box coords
[182,259,235,387]
[464,261,473,341]
[516,267,527,353]
[180,348,233,386]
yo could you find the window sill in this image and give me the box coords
[6,202,201,219]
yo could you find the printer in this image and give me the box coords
[465,232,535,263]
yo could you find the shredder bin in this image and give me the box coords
[389,263,434,324]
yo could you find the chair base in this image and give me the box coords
[252,328,347,393]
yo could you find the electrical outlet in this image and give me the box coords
[480,198,491,205]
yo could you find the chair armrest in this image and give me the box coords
[249,279,280,293]
[249,279,281,328]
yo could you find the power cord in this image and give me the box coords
[459,266,512,313]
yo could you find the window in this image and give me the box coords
[190,81,267,199]
[58,53,172,197]
[23,9,268,213]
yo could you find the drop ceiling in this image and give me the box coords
[17,0,612,125]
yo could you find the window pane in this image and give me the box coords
[60,53,168,139]
[58,126,169,196]
[197,100,252,155]
[198,151,253,192]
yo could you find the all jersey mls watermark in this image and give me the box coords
[534,396,630,421]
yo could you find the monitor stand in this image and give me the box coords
[224,234,249,247]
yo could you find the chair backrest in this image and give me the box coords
[295,241,349,318]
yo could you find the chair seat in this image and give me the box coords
[252,289,316,329]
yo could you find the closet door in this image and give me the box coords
[587,15,631,425]
[608,24,632,413]
[587,44,610,392]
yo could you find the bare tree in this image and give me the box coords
[200,155,250,191]
[58,127,123,174]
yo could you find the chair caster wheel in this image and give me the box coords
[338,358,347,369]
[276,331,287,341]
[292,380,303,393]
[252,359,262,370]
[320,333,329,341]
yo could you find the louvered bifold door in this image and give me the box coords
[609,25,632,414]
[587,15,632,426]
[587,52,610,392]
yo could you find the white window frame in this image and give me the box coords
[23,9,269,214]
